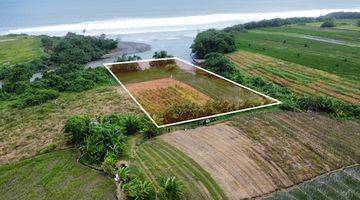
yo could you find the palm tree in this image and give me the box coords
[158,176,184,200]
[118,166,130,187]
[123,178,155,200]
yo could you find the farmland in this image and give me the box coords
[109,59,275,125]
[266,165,360,199]
[227,50,360,104]
[0,149,116,200]
[133,139,228,200]
[234,26,360,81]
[162,111,360,199]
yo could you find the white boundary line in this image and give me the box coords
[104,57,282,128]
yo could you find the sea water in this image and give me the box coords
[1,0,359,61]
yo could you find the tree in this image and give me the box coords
[191,29,236,59]
[357,20,360,27]
[158,176,184,200]
[203,53,236,77]
[63,115,91,145]
[116,55,142,62]
[153,51,173,59]
[123,179,155,200]
[321,20,335,28]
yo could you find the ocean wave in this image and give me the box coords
[6,8,360,36]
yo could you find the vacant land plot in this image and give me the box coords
[228,50,360,104]
[234,28,360,81]
[0,35,43,66]
[162,111,360,199]
[135,139,228,200]
[126,78,211,114]
[0,86,140,164]
[266,165,360,200]
[108,58,276,126]
[0,149,116,200]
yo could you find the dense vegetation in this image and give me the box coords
[0,33,117,107]
[191,29,236,58]
[202,54,360,119]
[152,50,173,59]
[321,19,335,28]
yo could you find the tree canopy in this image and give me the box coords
[191,29,236,59]
[321,20,335,28]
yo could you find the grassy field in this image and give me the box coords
[0,149,116,200]
[134,139,228,200]
[0,86,141,164]
[234,27,360,81]
[162,111,360,199]
[227,50,360,104]
[266,165,360,200]
[0,35,44,66]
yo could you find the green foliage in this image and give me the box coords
[63,115,91,145]
[321,20,335,28]
[101,152,118,176]
[140,120,159,139]
[81,124,127,164]
[123,178,155,200]
[357,20,360,27]
[203,53,236,77]
[158,176,184,200]
[153,51,173,59]
[117,54,142,62]
[102,115,143,135]
[118,166,131,185]
[191,29,236,59]
[13,88,59,108]
[49,32,117,65]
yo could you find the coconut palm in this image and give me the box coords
[158,176,184,200]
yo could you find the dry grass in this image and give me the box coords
[0,86,141,164]
[126,78,212,115]
[161,111,360,199]
[227,50,360,104]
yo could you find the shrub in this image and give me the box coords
[153,51,173,59]
[140,120,159,139]
[162,101,202,124]
[191,29,236,58]
[14,88,59,108]
[81,124,126,164]
[158,177,184,200]
[123,178,155,200]
[321,20,335,28]
[101,152,117,175]
[203,53,236,77]
[103,115,143,135]
[63,115,91,145]
[117,55,142,62]
[357,20,360,27]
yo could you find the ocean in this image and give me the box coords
[1,0,360,60]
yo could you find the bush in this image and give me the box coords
[102,115,143,135]
[101,152,118,175]
[81,124,126,164]
[162,101,202,124]
[14,88,59,108]
[357,20,360,27]
[321,20,335,28]
[191,29,236,59]
[158,177,184,200]
[123,178,155,200]
[140,120,159,139]
[153,51,173,59]
[63,115,91,145]
[117,55,142,62]
[203,53,236,77]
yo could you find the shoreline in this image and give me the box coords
[85,41,151,68]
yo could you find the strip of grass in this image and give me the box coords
[266,165,360,200]
[0,35,44,66]
[136,139,228,200]
[0,149,116,200]
[234,30,360,81]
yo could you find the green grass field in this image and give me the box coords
[0,35,44,66]
[235,26,360,81]
[134,139,228,200]
[266,165,360,200]
[0,149,116,200]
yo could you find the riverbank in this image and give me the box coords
[86,41,151,68]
